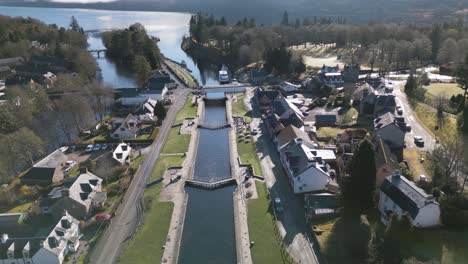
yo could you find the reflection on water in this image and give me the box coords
[0,5,221,86]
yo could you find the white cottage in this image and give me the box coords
[379,172,440,228]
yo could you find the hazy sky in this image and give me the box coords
[49,0,118,3]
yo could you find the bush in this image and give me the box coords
[440,195,468,229]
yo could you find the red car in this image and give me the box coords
[95,213,111,222]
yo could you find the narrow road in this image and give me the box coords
[90,88,188,264]
[245,88,321,264]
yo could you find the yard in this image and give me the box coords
[232,94,252,123]
[316,127,345,139]
[413,103,458,138]
[161,127,191,154]
[423,83,463,99]
[175,94,198,123]
[339,107,359,126]
[403,149,428,179]
[237,137,262,176]
[247,183,284,264]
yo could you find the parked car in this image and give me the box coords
[251,128,259,135]
[64,161,77,172]
[405,124,411,132]
[396,106,403,115]
[93,144,102,151]
[85,144,94,152]
[273,197,284,213]
[419,175,428,182]
[69,145,76,152]
[59,146,69,153]
[414,136,424,147]
[95,213,111,222]
[101,143,109,150]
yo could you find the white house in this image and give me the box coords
[280,138,336,193]
[379,172,440,228]
[0,212,80,264]
[134,98,157,121]
[110,114,140,139]
[279,81,301,92]
[113,143,132,165]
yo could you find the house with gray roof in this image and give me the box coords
[280,138,337,193]
[272,95,304,128]
[40,171,105,220]
[374,112,405,159]
[0,211,80,264]
[275,125,315,151]
[21,150,68,186]
[379,172,440,228]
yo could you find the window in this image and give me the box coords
[114,134,119,138]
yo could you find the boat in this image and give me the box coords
[218,64,230,84]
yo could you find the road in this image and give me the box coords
[245,88,320,264]
[90,88,188,264]
[392,83,436,152]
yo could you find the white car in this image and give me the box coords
[414,136,424,146]
[419,175,428,182]
[93,144,102,151]
[64,161,77,172]
[85,144,94,152]
[59,146,69,153]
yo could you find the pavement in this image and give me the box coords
[244,87,320,264]
[90,88,189,264]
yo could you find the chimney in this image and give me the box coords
[80,167,88,174]
[22,242,30,259]
[1,234,8,244]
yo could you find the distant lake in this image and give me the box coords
[0,6,220,86]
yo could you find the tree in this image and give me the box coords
[281,11,289,26]
[69,16,80,32]
[437,38,458,64]
[154,101,167,121]
[382,214,413,264]
[455,54,468,132]
[404,73,417,97]
[134,56,152,87]
[430,24,442,62]
[341,139,376,217]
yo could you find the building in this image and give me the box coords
[374,112,405,159]
[275,124,315,151]
[133,98,157,121]
[304,193,339,221]
[318,64,343,85]
[40,171,105,220]
[280,138,336,193]
[255,89,281,111]
[250,68,268,84]
[343,63,360,82]
[271,95,305,128]
[315,114,338,127]
[146,70,171,91]
[379,172,440,228]
[21,150,68,186]
[374,137,399,186]
[0,212,80,264]
[116,88,167,106]
[110,114,152,139]
[279,81,301,92]
[112,143,132,165]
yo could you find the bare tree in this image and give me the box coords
[430,134,465,190]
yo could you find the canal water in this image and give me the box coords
[0,5,238,263]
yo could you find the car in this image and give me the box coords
[396,106,403,115]
[419,175,428,182]
[405,124,411,132]
[64,161,77,172]
[251,128,259,135]
[69,145,76,152]
[273,197,284,213]
[101,143,109,150]
[59,146,69,153]
[85,144,94,152]
[414,136,424,147]
[95,213,111,222]
[93,144,102,151]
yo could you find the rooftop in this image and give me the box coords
[34,149,68,168]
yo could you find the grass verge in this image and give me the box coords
[232,94,252,123]
[149,156,184,182]
[175,94,197,123]
[237,139,262,176]
[162,127,191,154]
[248,183,283,264]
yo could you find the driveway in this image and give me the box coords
[245,88,321,264]
[89,88,189,264]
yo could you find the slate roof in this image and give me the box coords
[381,173,438,218]
[68,172,102,208]
[145,70,171,91]
[250,69,268,79]
[376,94,396,107]
[375,137,399,169]
[34,150,68,168]
[21,167,56,186]
[256,90,280,102]
[277,125,312,149]
[374,112,397,130]
[0,57,23,67]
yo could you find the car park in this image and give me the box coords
[85,144,94,152]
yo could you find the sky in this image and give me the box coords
[49,0,118,3]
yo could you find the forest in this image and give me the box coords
[0,16,112,185]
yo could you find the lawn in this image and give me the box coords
[247,183,284,264]
[149,155,184,182]
[232,93,252,123]
[175,94,198,123]
[237,139,262,176]
[7,201,32,213]
[316,127,345,139]
[165,60,197,88]
[119,184,174,264]
[413,103,458,138]
[423,83,463,99]
[403,149,428,179]
[161,127,191,154]
[339,107,359,126]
